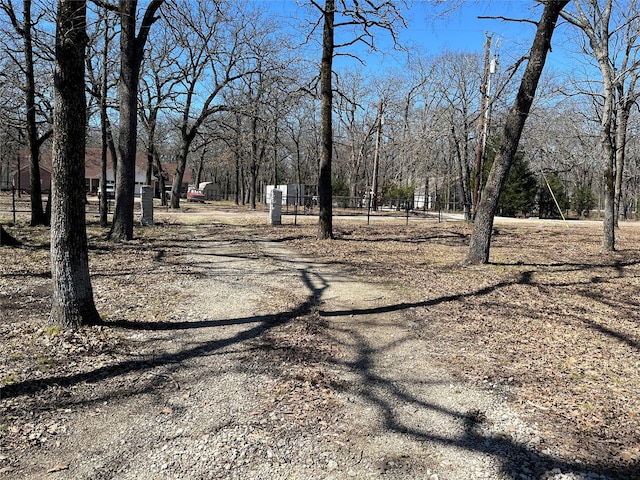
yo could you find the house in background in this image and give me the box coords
[84,148,149,196]
[9,148,192,199]
[12,159,52,193]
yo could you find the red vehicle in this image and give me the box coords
[186,187,206,203]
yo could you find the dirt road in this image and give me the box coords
[6,225,613,479]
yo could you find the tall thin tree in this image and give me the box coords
[465,0,569,264]
[0,0,52,226]
[309,0,406,240]
[94,0,164,241]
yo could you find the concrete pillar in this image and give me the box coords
[269,189,282,225]
[140,185,154,226]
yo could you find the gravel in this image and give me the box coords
[7,231,623,480]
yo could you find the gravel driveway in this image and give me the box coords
[14,229,613,480]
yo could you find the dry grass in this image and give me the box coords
[267,218,640,472]
[0,204,638,475]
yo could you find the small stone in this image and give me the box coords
[327,460,338,471]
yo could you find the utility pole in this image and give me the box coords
[472,32,493,219]
[371,99,383,210]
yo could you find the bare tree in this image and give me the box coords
[466,0,569,265]
[0,0,53,226]
[282,95,321,196]
[50,0,100,328]
[561,0,640,250]
[308,0,407,240]
[86,6,119,226]
[138,28,180,206]
[334,68,377,199]
[162,0,274,209]
[94,0,164,241]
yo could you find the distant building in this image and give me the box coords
[265,184,306,206]
[199,182,220,200]
[7,148,192,198]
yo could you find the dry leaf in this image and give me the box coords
[47,464,69,473]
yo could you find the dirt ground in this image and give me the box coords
[0,204,638,479]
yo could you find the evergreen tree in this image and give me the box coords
[497,155,537,217]
[572,183,596,217]
[539,173,570,219]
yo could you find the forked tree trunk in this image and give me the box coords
[465,0,569,264]
[50,0,100,328]
[317,0,334,240]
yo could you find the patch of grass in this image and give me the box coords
[0,373,19,385]
[36,355,54,371]
[44,325,62,337]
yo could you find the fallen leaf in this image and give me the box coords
[47,464,69,473]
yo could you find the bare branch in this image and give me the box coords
[478,15,538,26]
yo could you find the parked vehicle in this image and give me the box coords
[98,185,115,199]
[186,187,206,203]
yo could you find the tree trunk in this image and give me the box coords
[452,124,472,221]
[614,100,631,225]
[169,129,197,209]
[22,0,46,226]
[110,1,139,240]
[99,14,110,228]
[0,224,21,247]
[465,0,569,264]
[602,137,616,251]
[249,116,264,210]
[235,113,241,206]
[155,153,167,206]
[317,0,334,240]
[599,67,617,252]
[472,34,492,219]
[109,0,163,241]
[50,0,100,328]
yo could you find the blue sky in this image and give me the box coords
[255,0,575,74]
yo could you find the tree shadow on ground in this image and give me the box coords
[319,316,638,480]
[0,263,327,400]
[257,249,636,479]
[2,235,636,479]
[0,249,330,395]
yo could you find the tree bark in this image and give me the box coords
[465,0,569,264]
[472,34,492,219]
[109,0,163,241]
[452,124,472,221]
[22,0,47,226]
[50,0,100,328]
[317,0,334,240]
[597,53,617,252]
